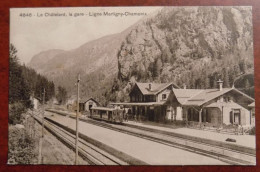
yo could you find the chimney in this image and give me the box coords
[148,83,152,90]
[217,79,223,91]
[183,83,187,89]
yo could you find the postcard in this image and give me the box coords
[9,6,256,165]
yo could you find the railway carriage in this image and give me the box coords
[90,107,124,123]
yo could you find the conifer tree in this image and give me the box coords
[9,44,31,107]
[153,58,162,78]
[223,68,230,88]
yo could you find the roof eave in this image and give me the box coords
[155,82,179,95]
[232,88,255,102]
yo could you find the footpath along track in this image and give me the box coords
[46,109,256,165]
[32,114,141,165]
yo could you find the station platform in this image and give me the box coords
[125,120,256,149]
[44,111,228,165]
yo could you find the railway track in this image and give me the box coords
[46,109,256,165]
[32,114,129,165]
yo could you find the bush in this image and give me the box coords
[9,102,26,125]
[8,125,37,164]
[249,126,255,135]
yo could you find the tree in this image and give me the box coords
[204,76,210,89]
[244,79,250,89]
[239,59,247,73]
[223,68,230,88]
[9,44,31,107]
[56,86,67,104]
[152,58,162,78]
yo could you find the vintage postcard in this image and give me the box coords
[9,6,255,165]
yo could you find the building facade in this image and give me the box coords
[112,81,255,127]
[112,82,179,122]
[79,98,99,112]
[171,86,255,127]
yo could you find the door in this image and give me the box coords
[148,107,155,121]
[234,114,239,124]
[89,105,93,111]
[233,109,241,125]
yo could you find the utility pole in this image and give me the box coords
[38,88,45,164]
[75,74,80,165]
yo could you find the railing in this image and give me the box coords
[126,114,147,122]
[186,121,252,135]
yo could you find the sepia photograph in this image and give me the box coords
[8,6,256,165]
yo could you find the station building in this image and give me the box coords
[112,80,255,127]
[112,82,179,122]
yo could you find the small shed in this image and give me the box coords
[30,96,40,110]
[79,98,100,112]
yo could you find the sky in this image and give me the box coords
[10,7,162,64]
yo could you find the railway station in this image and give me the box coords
[26,79,256,165]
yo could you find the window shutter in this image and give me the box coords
[241,109,246,125]
[230,111,233,124]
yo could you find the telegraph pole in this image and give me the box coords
[75,74,80,165]
[38,88,45,164]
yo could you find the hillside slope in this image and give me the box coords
[28,27,136,104]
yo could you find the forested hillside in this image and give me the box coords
[9,44,64,124]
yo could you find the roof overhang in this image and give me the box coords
[132,82,180,96]
[174,88,254,107]
[110,101,166,106]
[91,107,115,111]
[248,102,255,108]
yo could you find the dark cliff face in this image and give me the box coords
[117,7,253,90]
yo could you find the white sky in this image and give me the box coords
[10,7,162,64]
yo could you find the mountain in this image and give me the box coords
[28,22,139,105]
[28,6,254,105]
[29,49,65,73]
[116,6,254,98]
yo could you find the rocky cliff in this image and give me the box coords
[117,6,253,90]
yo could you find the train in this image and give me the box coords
[90,106,124,123]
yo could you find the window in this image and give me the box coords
[162,94,167,100]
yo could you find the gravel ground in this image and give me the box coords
[8,111,89,165]
[34,118,88,165]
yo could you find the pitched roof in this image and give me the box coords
[172,89,202,104]
[248,102,255,108]
[183,88,233,106]
[173,88,254,106]
[135,82,179,95]
[206,101,244,109]
[79,97,99,104]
